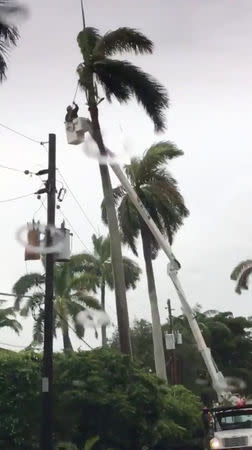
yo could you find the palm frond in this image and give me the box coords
[0,306,22,333]
[122,256,141,289]
[92,234,110,262]
[74,321,85,339]
[95,59,168,132]
[71,294,100,310]
[0,52,7,81]
[70,273,99,292]
[117,195,140,255]
[69,252,98,273]
[0,316,22,333]
[230,260,252,294]
[33,310,44,344]
[103,263,114,290]
[12,273,44,310]
[231,260,252,280]
[94,27,153,57]
[136,141,183,185]
[0,0,25,81]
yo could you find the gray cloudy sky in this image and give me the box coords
[1,0,252,351]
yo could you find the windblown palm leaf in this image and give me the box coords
[0,0,26,80]
[0,305,22,333]
[231,260,252,294]
[94,27,153,57]
[77,27,169,132]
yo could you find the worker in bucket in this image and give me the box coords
[65,102,79,130]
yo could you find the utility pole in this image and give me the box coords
[40,134,56,450]
[167,299,178,384]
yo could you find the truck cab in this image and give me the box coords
[208,404,252,449]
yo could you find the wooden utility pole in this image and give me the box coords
[40,134,56,450]
[167,299,178,384]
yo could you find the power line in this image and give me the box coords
[0,122,46,146]
[57,168,98,234]
[0,192,35,203]
[0,341,29,349]
[40,199,90,252]
[0,292,33,299]
[57,310,93,350]
[35,283,94,350]
[0,164,35,175]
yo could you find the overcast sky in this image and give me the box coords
[1,0,252,352]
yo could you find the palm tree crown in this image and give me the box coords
[102,141,189,254]
[77,27,169,132]
[12,256,99,350]
[71,234,141,346]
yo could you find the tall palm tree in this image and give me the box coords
[102,142,189,380]
[0,0,26,81]
[77,27,168,355]
[231,260,252,294]
[71,234,141,347]
[0,301,22,333]
[13,257,99,351]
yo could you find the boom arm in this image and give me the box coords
[111,162,228,401]
[68,118,230,402]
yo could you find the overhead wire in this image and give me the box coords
[57,168,98,235]
[0,341,30,349]
[56,310,94,350]
[0,192,35,203]
[0,122,46,146]
[35,283,94,350]
[0,164,34,175]
[40,199,91,253]
[0,119,97,239]
[59,207,91,253]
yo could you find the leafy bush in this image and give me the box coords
[0,349,202,449]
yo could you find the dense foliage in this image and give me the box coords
[111,309,252,404]
[0,348,202,450]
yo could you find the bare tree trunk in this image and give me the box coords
[101,277,107,347]
[87,88,131,355]
[140,224,167,381]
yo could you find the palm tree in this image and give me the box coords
[231,260,252,294]
[77,27,168,355]
[71,234,141,347]
[0,301,22,333]
[102,142,189,380]
[0,1,26,81]
[13,257,99,351]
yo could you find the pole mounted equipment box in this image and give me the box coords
[165,333,176,350]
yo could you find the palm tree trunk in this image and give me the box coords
[101,277,107,347]
[87,83,131,355]
[62,323,73,352]
[140,223,167,381]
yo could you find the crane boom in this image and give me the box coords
[110,162,228,401]
[66,116,231,403]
